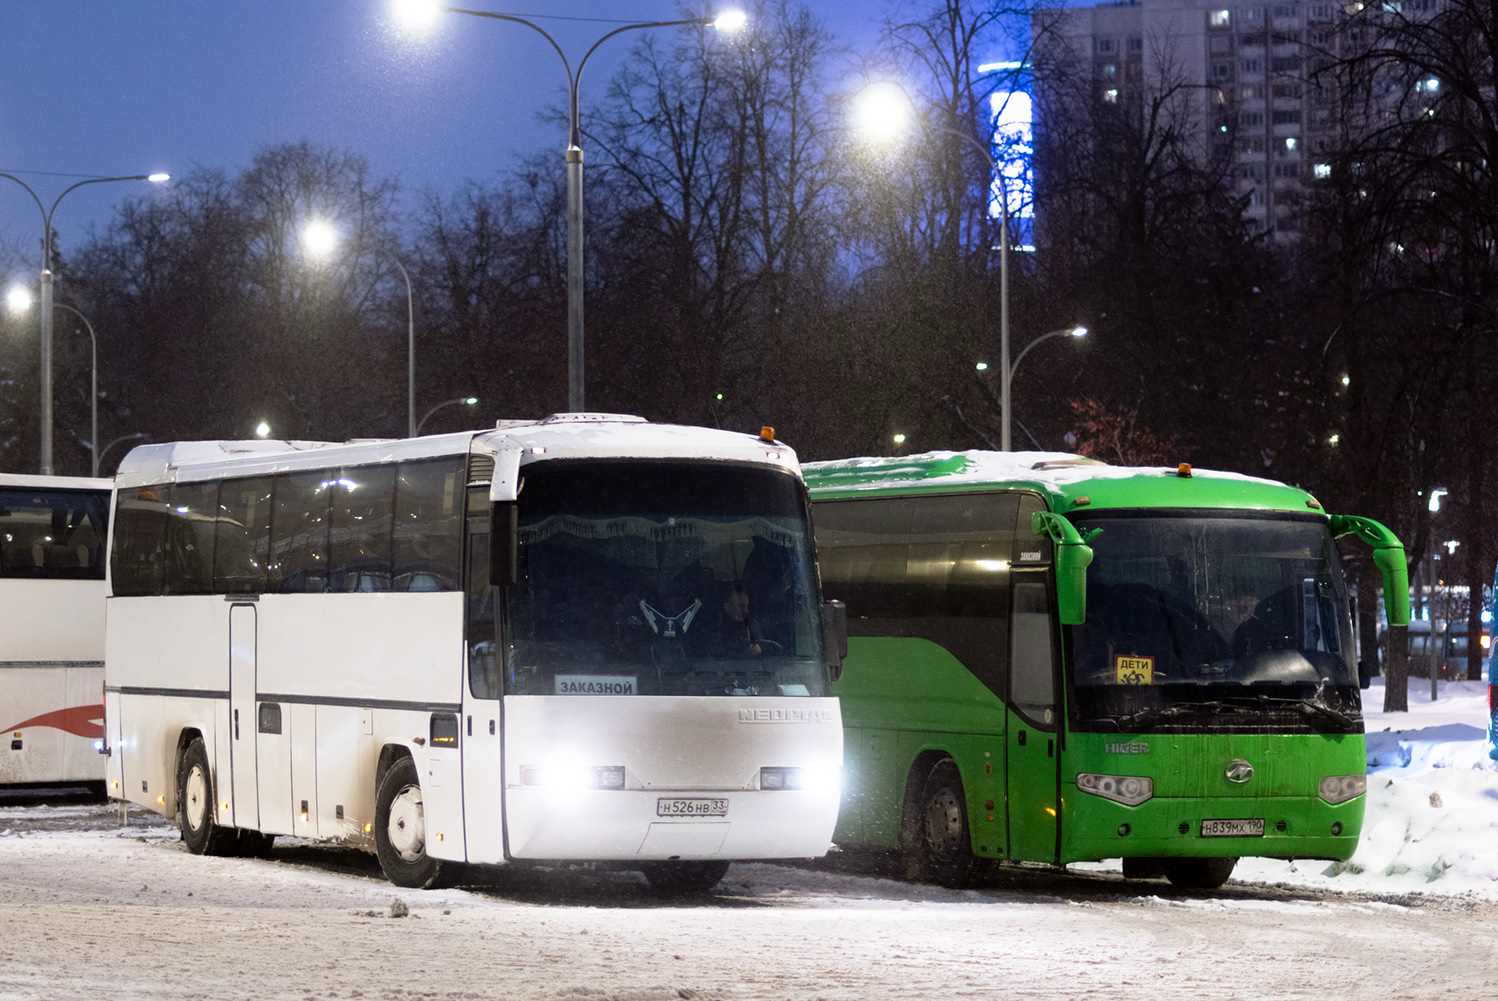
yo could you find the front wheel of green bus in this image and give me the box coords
[1162,856,1237,890]
[914,759,989,889]
[375,756,459,890]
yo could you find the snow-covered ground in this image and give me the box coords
[1082,676,1498,899]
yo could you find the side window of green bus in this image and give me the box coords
[813,497,914,617]
[1014,493,1053,566]
[1010,578,1057,728]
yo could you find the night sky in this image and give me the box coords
[0,1,940,267]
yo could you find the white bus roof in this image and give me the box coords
[0,472,113,491]
[113,414,800,488]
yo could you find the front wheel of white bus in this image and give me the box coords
[179,737,238,856]
[374,755,459,889]
[641,860,730,895]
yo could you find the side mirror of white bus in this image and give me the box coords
[490,502,518,585]
[823,599,848,682]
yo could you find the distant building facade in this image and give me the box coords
[1032,0,1433,242]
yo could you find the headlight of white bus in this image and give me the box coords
[1318,774,1366,804]
[1076,773,1153,807]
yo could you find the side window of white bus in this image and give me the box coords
[393,457,463,592]
[112,486,171,596]
[466,487,500,699]
[215,476,273,594]
[329,465,396,593]
[271,471,332,594]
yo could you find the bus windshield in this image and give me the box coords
[505,460,827,697]
[0,488,109,579]
[1068,513,1358,730]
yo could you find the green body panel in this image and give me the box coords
[832,637,1005,851]
[1061,730,1367,863]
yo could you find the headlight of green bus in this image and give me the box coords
[1077,773,1153,807]
[1317,774,1366,804]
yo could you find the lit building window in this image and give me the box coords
[1284,136,1298,151]
[1210,9,1232,26]
[1103,88,1119,103]
[1314,163,1332,178]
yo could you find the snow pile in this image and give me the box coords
[1233,676,1498,899]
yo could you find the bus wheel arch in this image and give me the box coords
[373,750,458,889]
[176,733,237,856]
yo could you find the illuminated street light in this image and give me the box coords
[1008,326,1088,417]
[301,221,419,436]
[7,285,32,313]
[417,4,746,411]
[851,81,913,145]
[0,170,168,474]
[851,80,1032,448]
[255,421,271,438]
[416,395,479,435]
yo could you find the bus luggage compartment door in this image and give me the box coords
[229,604,259,830]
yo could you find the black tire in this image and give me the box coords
[1163,856,1238,889]
[914,758,986,888]
[641,860,731,894]
[1122,857,1167,880]
[234,830,277,858]
[374,755,457,889]
[178,737,237,856]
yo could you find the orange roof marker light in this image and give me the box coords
[1177,463,1192,478]
[760,426,776,442]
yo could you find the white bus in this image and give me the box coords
[1,473,112,790]
[104,415,844,891]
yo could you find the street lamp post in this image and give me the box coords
[0,171,168,475]
[98,432,147,476]
[429,6,746,411]
[52,303,100,477]
[1004,325,1088,448]
[302,222,417,437]
[417,396,479,436]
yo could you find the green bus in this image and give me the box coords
[804,451,1408,889]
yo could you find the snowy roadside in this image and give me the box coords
[1082,676,1498,900]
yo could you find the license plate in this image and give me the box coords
[1201,818,1265,838]
[656,797,728,818]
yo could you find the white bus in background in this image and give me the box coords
[1,474,112,790]
[104,415,845,891]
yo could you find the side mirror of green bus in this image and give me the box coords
[1330,515,1410,628]
[1032,511,1094,626]
[490,501,518,585]
[823,599,848,682]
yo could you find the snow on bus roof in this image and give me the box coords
[113,414,799,487]
[803,449,1318,511]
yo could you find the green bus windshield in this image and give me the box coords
[1069,512,1358,730]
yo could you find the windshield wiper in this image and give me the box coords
[1293,700,1357,729]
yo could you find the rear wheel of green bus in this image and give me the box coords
[1163,856,1237,889]
[916,759,985,888]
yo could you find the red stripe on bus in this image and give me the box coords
[1,704,105,740]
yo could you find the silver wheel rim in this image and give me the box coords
[924,784,963,862]
[387,783,426,863]
[185,764,208,831]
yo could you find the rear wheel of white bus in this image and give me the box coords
[374,755,458,889]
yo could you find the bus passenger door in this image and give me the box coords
[461,497,506,864]
[1005,574,1060,864]
[228,603,258,829]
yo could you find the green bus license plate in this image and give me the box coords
[1201,818,1265,838]
[657,797,728,818]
